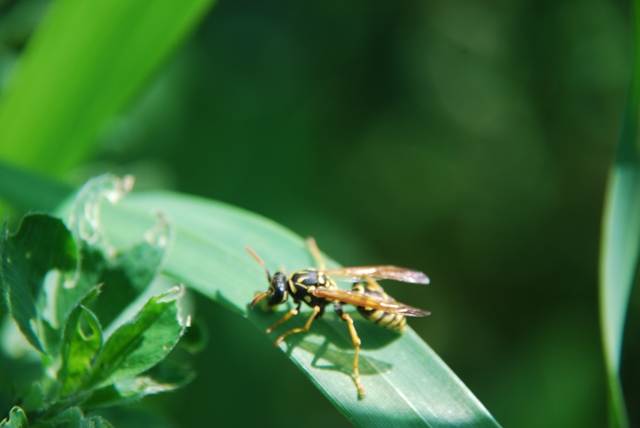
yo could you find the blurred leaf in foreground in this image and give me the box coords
[0,0,215,175]
[598,3,640,428]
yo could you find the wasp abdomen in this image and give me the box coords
[352,283,406,332]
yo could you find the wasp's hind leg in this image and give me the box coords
[334,302,365,398]
[273,305,321,347]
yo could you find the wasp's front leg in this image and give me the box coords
[273,305,321,347]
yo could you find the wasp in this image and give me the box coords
[247,237,430,398]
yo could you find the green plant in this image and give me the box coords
[1,0,638,426]
[1,173,501,427]
[0,176,191,427]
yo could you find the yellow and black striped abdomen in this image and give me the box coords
[352,282,406,332]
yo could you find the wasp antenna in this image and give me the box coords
[246,246,272,282]
[306,237,326,270]
[250,290,272,309]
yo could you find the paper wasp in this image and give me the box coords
[247,237,430,398]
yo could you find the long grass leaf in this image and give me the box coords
[0,0,214,175]
[83,190,502,427]
[598,2,640,427]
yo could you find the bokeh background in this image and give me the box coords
[1,0,638,427]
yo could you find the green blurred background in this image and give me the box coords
[1,0,638,426]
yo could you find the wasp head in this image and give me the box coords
[250,272,289,309]
[267,272,288,306]
[247,247,291,310]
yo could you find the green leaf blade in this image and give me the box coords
[46,407,113,428]
[85,189,501,427]
[84,359,194,409]
[600,164,640,355]
[84,287,187,389]
[1,407,29,428]
[0,214,78,353]
[0,161,73,212]
[598,3,640,428]
[59,304,103,396]
[0,0,215,175]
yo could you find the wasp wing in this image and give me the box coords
[322,266,430,284]
[312,287,430,317]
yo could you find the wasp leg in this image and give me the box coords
[334,303,365,398]
[274,305,321,347]
[306,237,326,270]
[266,304,301,334]
[342,314,364,398]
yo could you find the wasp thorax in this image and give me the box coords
[268,272,289,306]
